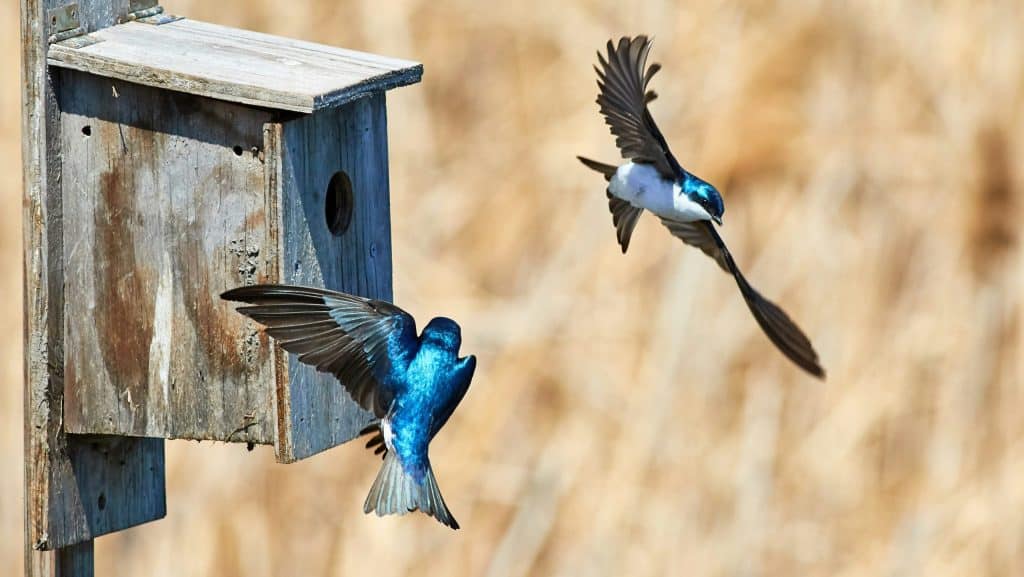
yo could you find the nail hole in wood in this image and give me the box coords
[82,125,91,137]
[325,171,354,236]
[232,145,244,156]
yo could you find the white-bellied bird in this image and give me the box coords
[578,36,825,378]
[223,285,477,529]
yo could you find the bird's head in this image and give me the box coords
[423,317,462,351]
[684,176,725,225]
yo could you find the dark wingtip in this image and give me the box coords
[809,364,827,380]
[220,284,338,306]
[778,342,826,380]
[221,286,258,303]
[734,277,827,380]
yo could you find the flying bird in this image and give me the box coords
[222,284,477,529]
[578,36,825,378]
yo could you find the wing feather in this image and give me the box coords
[657,219,825,378]
[222,284,419,416]
[430,355,476,437]
[608,192,644,253]
[595,36,681,179]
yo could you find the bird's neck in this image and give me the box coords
[680,172,704,191]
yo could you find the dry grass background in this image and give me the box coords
[3,0,1024,575]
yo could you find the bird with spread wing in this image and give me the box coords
[223,285,476,529]
[578,36,825,378]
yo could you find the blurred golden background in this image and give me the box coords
[4,0,1024,575]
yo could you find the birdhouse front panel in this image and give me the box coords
[60,70,280,445]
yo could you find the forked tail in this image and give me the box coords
[363,451,459,529]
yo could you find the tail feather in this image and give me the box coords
[364,452,459,529]
[577,156,618,181]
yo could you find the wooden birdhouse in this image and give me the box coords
[22,1,420,572]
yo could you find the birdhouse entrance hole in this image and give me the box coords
[326,171,355,236]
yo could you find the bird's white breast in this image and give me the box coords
[608,162,711,222]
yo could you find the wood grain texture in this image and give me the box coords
[271,92,393,462]
[55,541,94,577]
[73,0,132,32]
[47,18,423,113]
[61,70,279,445]
[60,78,396,463]
[22,0,166,568]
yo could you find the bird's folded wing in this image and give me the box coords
[608,192,644,253]
[576,157,645,254]
[658,218,825,378]
[596,36,681,179]
[431,355,477,437]
[222,284,419,416]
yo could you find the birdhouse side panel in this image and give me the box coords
[61,70,278,445]
[53,435,166,546]
[271,92,393,462]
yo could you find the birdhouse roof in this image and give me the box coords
[48,16,422,113]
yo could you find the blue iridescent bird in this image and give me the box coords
[222,284,476,529]
[578,36,825,378]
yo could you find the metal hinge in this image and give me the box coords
[135,13,184,25]
[47,1,174,44]
[127,0,164,20]
[47,3,84,43]
[124,1,183,25]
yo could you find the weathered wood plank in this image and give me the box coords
[60,78,396,460]
[55,541,94,577]
[271,92,392,462]
[47,18,423,113]
[61,70,279,445]
[73,0,132,33]
[64,435,166,536]
[23,0,166,568]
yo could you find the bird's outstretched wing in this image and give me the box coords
[657,219,825,378]
[222,284,419,417]
[595,36,682,179]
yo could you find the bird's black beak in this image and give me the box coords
[712,215,723,225]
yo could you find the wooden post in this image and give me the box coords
[22,1,168,576]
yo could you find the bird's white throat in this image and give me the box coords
[608,162,712,223]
